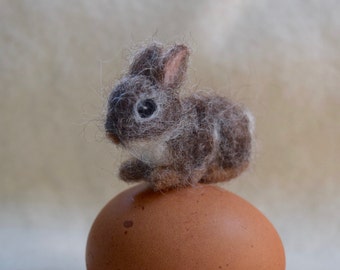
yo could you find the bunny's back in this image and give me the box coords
[171,94,252,180]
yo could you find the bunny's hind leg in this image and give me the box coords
[149,166,208,191]
[199,163,249,184]
[119,158,152,183]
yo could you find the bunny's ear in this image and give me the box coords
[162,45,189,89]
[129,43,163,81]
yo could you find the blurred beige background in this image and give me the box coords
[1,0,339,269]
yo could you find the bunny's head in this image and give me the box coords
[105,44,189,145]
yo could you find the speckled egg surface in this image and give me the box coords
[86,183,285,270]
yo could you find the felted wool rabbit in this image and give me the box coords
[105,43,254,190]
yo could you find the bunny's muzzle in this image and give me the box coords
[105,117,120,144]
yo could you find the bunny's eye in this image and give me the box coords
[137,99,157,118]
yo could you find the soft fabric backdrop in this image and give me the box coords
[1,0,339,269]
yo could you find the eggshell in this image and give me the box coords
[86,183,285,270]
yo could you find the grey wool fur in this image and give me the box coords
[105,43,254,190]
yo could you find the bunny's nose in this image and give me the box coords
[106,131,120,144]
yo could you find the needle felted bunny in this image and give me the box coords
[105,43,254,190]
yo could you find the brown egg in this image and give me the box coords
[86,183,285,270]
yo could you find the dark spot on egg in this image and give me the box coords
[123,220,134,228]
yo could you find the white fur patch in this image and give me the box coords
[127,136,169,165]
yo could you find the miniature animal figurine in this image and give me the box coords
[105,43,254,190]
